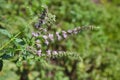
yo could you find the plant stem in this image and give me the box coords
[0,32,21,51]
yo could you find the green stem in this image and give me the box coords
[0,32,21,51]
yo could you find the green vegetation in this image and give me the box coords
[0,0,120,80]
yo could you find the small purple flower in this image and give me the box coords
[43,28,47,32]
[46,50,51,55]
[62,31,67,38]
[56,32,62,40]
[52,51,58,55]
[32,32,39,37]
[36,44,41,48]
[63,34,67,38]
[43,35,48,39]
[37,50,42,56]
[45,40,49,45]
[56,32,59,35]
[48,33,54,41]
[73,28,78,34]
[67,30,72,34]
[58,36,62,40]
[36,39,40,43]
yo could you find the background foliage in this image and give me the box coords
[0,0,120,80]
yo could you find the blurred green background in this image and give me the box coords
[0,0,120,80]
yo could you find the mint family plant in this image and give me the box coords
[0,8,95,72]
[31,8,95,56]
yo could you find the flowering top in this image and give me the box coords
[31,8,94,56]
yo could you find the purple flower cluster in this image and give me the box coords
[35,8,47,29]
[32,32,39,37]
[56,32,62,40]
[38,49,63,56]
[32,26,90,56]
[31,8,94,56]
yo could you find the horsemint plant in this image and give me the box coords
[31,8,95,56]
[0,8,96,72]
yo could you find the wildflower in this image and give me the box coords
[32,32,39,37]
[56,32,62,40]
[43,35,48,39]
[36,39,40,43]
[46,50,51,55]
[48,33,54,41]
[67,30,73,34]
[45,40,49,45]
[43,28,47,32]
[36,44,41,48]
[43,35,49,45]
[52,51,58,55]
[37,50,42,56]
[73,28,78,34]
[62,31,67,38]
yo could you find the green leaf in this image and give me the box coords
[15,38,23,43]
[16,61,22,67]
[0,29,11,38]
[1,54,13,60]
